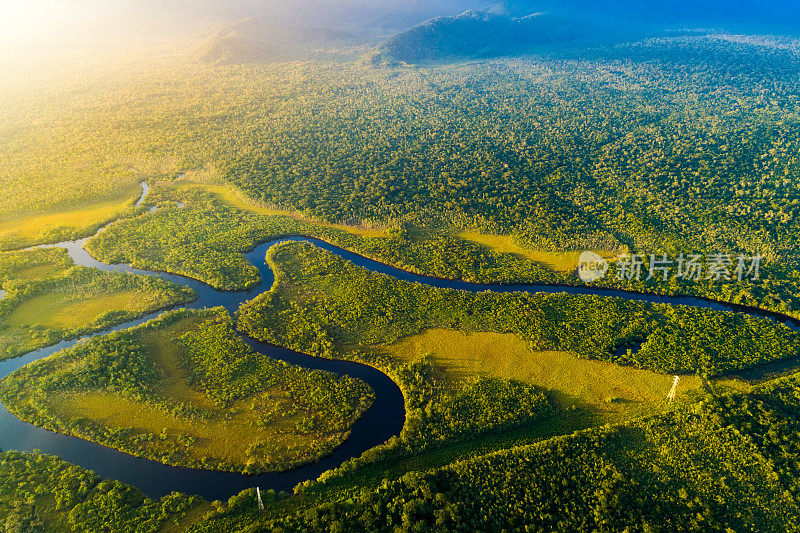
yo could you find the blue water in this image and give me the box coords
[0,184,797,500]
[0,236,406,501]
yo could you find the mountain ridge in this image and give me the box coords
[195,17,360,64]
[374,10,612,63]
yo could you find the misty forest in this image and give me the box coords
[2,0,800,531]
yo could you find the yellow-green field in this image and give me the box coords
[0,184,142,249]
[143,317,205,404]
[0,265,194,361]
[48,387,331,471]
[383,328,711,422]
[0,248,74,287]
[5,290,154,329]
[457,231,613,272]
[171,172,387,238]
[36,316,370,473]
[7,262,67,282]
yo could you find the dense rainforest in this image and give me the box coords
[3,34,800,263]
[0,308,375,474]
[5,370,800,532]
[240,241,799,376]
[3,25,800,533]
[0,250,196,361]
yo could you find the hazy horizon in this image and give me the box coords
[2,0,799,50]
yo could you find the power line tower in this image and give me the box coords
[667,375,680,403]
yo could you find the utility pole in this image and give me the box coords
[667,375,680,403]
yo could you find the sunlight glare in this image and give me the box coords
[0,1,108,42]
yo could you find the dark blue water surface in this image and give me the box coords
[0,235,407,501]
[0,184,798,501]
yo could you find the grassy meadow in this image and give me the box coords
[383,328,708,423]
[6,290,155,329]
[0,183,144,250]
[164,173,388,239]
[457,231,583,271]
[457,231,622,273]
[0,248,73,286]
[0,261,195,360]
[0,308,375,473]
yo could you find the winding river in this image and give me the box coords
[0,182,798,501]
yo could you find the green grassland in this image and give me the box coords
[456,231,617,272]
[0,308,375,474]
[0,264,196,361]
[3,33,800,532]
[0,183,145,250]
[0,247,73,286]
[241,241,799,376]
[383,328,709,423]
[7,291,151,329]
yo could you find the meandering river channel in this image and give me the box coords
[0,182,797,500]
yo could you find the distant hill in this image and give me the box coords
[376,11,602,62]
[374,0,800,64]
[12,0,496,49]
[195,18,358,64]
[510,0,800,29]
[6,0,798,57]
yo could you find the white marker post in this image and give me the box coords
[667,375,680,403]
